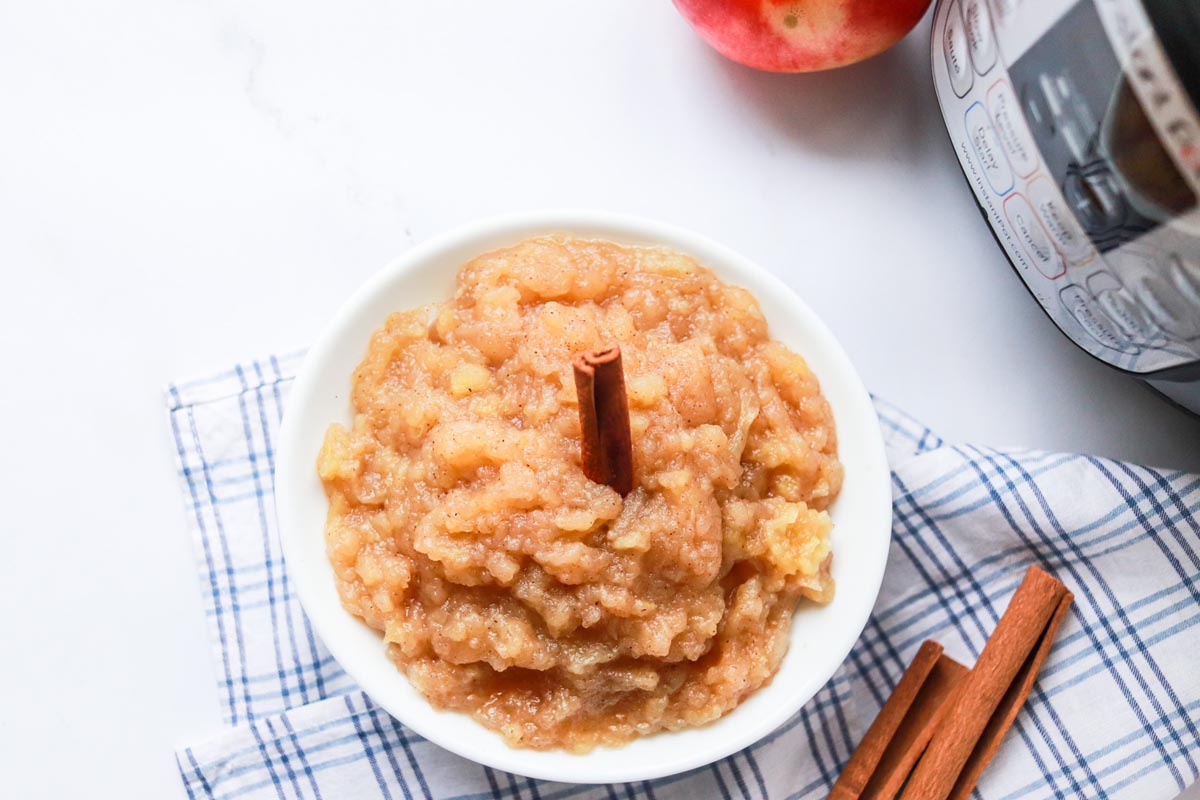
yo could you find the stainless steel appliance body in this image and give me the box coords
[931,0,1200,413]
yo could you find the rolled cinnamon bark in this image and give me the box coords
[830,640,967,800]
[573,346,634,496]
[946,589,1073,800]
[900,566,1072,800]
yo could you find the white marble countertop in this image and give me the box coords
[2,1,1197,797]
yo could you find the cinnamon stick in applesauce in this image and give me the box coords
[830,641,968,800]
[899,566,1072,800]
[573,346,634,496]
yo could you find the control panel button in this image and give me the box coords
[1096,289,1159,341]
[944,0,974,98]
[1167,254,1200,307]
[1028,176,1092,263]
[963,0,997,75]
[1059,284,1138,353]
[1003,192,1063,278]
[966,102,1014,195]
[1085,272,1158,340]
[1085,270,1122,295]
[987,80,1038,177]
[1135,276,1200,340]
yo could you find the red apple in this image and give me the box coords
[672,0,932,72]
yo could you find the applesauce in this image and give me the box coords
[317,236,842,750]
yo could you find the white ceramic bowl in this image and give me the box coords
[276,211,892,784]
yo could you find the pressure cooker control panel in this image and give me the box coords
[932,0,1200,375]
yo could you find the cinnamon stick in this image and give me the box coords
[573,346,633,496]
[829,641,968,800]
[946,590,1073,800]
[899,566,1071,800]
[862,652,968,800]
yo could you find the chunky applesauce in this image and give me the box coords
[317,236,842,750]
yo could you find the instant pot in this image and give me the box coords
[931,0,1200,413]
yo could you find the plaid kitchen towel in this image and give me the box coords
[167,353,1200,800]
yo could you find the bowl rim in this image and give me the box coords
[276,210,892,784]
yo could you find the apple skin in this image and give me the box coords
[672,0,933,73]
